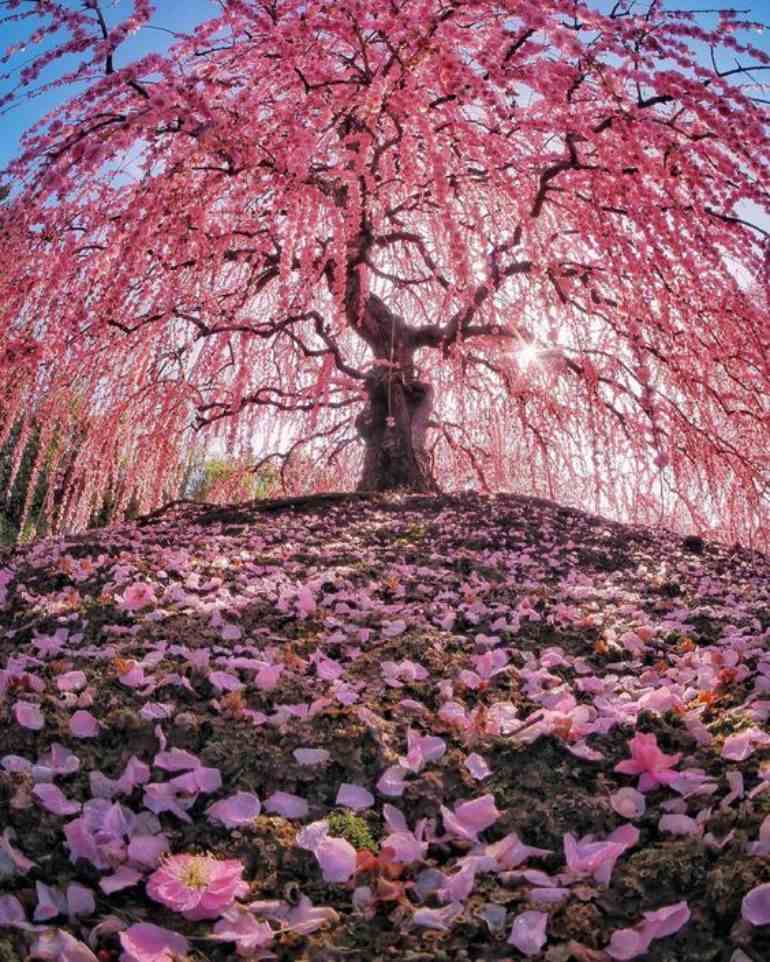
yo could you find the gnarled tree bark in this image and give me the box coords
[347,287,439,492]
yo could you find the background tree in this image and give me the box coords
[0,0,768,543]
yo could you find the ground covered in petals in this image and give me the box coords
[1,492,769,962]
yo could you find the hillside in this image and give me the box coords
[1,492,769,962]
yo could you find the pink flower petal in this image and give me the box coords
[70,710,100,738]
[413,903,463,931]
[610,788,646,819]
[336,783,374,811]
[294,748,330,766]
[32,783,81,816]
[376,764,408,797]
[29,929,99,962]
[119,923,190,962]
[14,701,44,730]
[100,866,143,894]
[66,883,95,918]
[742,883,770,926]
[606,928,651,960]
[508,910,549,956]
[207,792,262,827]
[127,835,169,869]
[264,791,309,819]
[57,671,87,692]
[315,836,357,883]
[465,753,492,780]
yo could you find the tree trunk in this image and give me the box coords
[355,368,438,492]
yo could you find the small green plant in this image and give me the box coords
[327,810,378,852]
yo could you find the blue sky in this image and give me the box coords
[1,0,768,175]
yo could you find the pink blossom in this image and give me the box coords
[119,923,190,962]
[614,732,681,792]
[508,910,549,956]
[146,854,248,920]
[120,582,157,611]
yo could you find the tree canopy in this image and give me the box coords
[0,0,768,543]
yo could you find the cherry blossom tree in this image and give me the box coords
[0,0,768,542]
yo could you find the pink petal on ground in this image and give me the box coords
[0,894,25,926]
[153,748,201,771]
[442,794,500,841]
[14,701,44,730]
[207,792,262,827]
[57,671,87,692]
[264,791,309,819]
[742,883,770,925]
[32,783,81,816]
[722,731,756,762]
[0,829,35,873]
[508,910,549,956]
[127,835,169,869]
[315,836,357,883]
[382,831,427,865]
[34,882,64,921]
[659,814,700,836]
[439,863,477,902]
[212,905,274,952]
[70,710,100,738]
[336,783,374,811]
[642,901,690,939]
[30,930,99,962]
[100,866,143,894]
[610,788,646,819]
[294,748,330,766]
[413,902,463,931]
[465,753,492,780]
[606,928,651,960]
[377,765,408,797]
[208,671,243,693]
[285,895,340,934]
[66,883,95,918]
[169,766,222,794]
[119,922,190,962]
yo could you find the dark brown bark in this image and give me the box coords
[355,367,438,493]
